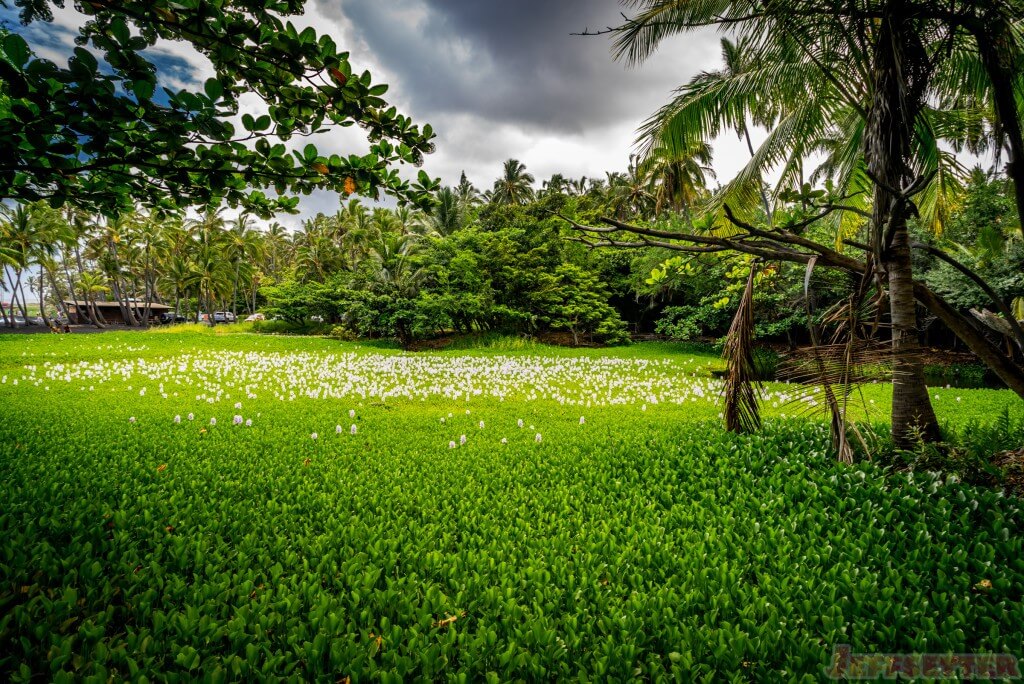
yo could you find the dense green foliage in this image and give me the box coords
[1,331,1022,680]
[0,1,438,216]
[918,170,1024,316]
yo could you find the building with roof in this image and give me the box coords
[63,300,170,325]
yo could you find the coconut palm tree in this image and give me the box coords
[423,187,465,237]
[489,159,535,206]
[455,171,483,207]
[609,0,1024,444]
[637,143,715,219]
[77,271,110,328]
[227,214,265,316]
[0,204,53,324]
[541,173,571,197]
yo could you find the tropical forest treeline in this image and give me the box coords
[2,162,1020,354]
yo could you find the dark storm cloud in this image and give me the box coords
[329,0,708,134]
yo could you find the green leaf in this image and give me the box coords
[132,80,155,101]
[3,33,30,66]
[204,78,223,102]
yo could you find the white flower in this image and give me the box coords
[956,396,962,402]
[579,416,585,425]
[460,434,467,445]
[336,424,343,434]
[440,417,446,424]
[311,432,318,440]
[349,409,356,418]
[534,433,542,443]
[188,413,194,421]
[449,440,457,449]
[465,409,471,415]
[174,415,181,424]
[500,438,507,444]
[245,419,252,427]
[517,419,524,428]
[129,416,136,423]
[234,402,242,409]
[350,424,357,435]
[210,417,217,426]
[479,420,485,429]
[233,415,243,425]
[641,404,647,411]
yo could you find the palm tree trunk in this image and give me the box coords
[232,262,240,318]
[866,9,940,447]
[11,268,28,319]
[0,267,8,326]
[37,275,51,328]
[87,293,105,329]
[72,245,97,326]
[46,267,71,323]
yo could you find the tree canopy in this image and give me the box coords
[0,0,439,218]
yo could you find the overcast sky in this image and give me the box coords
[297,0,751,221]
[2,0,764,228]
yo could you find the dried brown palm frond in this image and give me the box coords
[778,258,916,463]
[722,264,762,434]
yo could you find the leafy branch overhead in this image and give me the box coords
[0,0,440,217]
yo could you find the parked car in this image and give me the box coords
[245,313,265,322]
[5,315,27,326]
[212,311,237,323]
[159,312,187,324]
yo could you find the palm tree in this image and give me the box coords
[455,171,483,207]
[423,186,464,237]
[489,159,535,205]
[163,255,198,322]
[541,173,571,197]
[193,243,233,324]
[637,143,715,219]
[0,204,53,324]
[77,271,110,328]
[227,214,265,316]
[609,0,1024,444]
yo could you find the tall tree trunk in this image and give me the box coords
[232,262,240,318]
[10,268,28,319]
[72,245,98,326]
[865,9,940,446]
[106,236,139,326]
[37,275,51,327]
[46,267,71,323]
[0,266,9,326]
[87,293,105,328]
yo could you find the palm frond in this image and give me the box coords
[722,264,762,433]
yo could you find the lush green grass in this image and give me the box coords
[1,331,1022,681]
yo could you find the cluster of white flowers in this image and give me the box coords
[25,350,730,408]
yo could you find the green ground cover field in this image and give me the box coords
[1,330,1022,681]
